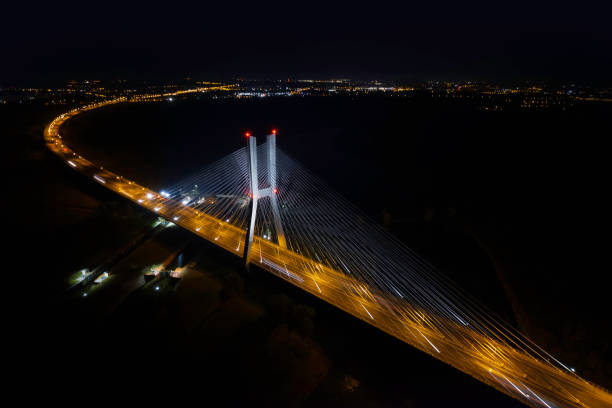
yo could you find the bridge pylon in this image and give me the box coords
[242,131,286,266]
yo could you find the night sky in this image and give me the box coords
[2,1,611,83]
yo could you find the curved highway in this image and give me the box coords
[45,90,612,408]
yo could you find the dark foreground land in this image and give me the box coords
[5,95,611,406]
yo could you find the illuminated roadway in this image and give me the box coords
[45,90,612,408]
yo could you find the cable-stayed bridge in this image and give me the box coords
[45,93,612,408]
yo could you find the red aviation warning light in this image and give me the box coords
[244,131,251,138]
[273,188,278,194]
[271,129,277,135]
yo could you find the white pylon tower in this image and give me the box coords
[242,130,286,266]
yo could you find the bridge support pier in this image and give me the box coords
[243,134,258,266]
[242,132,286,267]
[265,133,287,247]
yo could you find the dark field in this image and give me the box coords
[6,95,612,406]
